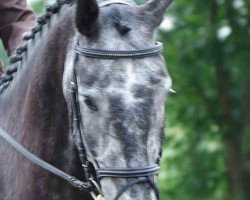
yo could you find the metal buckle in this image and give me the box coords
[89,178,105,200]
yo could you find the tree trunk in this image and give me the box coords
[210,0,244,198]
[224,140,243,199]
[215,62,244,199]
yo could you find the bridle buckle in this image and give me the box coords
[97,194,106,200]
[89,178,105,200]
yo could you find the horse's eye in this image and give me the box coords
[84,98,98,111]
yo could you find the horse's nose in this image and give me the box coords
[100,178,159,200]
[113,178,159,200]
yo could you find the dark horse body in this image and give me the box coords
[0,4,87,199]
[0,0,173,199]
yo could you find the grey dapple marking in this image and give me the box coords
[0,0,173,199]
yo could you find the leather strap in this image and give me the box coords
[98,0,135,7]
[0,126,92,191]
[75,42,163,59]
[113,177,159,200]
[97,164,159,178]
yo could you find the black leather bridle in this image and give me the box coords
[0,2,164,200]
[75,41,163,59]
[69,36,163,199]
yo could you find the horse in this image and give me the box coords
[0,0,173,199]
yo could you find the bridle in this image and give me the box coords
[0,1,164,200]
[68,31,163,199]
[71,39,162,199]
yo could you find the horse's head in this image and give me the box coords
[63,0,173,199]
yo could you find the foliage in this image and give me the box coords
[0,41,8,65]
[158,0,250,199]
[1,0,249,199]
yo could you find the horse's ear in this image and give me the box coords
[75,0,99,36]
[141,0,173,27]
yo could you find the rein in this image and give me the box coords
[0,127,92,191]
[0,1,164,200]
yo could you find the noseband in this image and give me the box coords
[0,2,164,200]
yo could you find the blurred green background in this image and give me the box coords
[1,0,249,199]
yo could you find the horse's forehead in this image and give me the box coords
[103,62,152,90]
[96,61,161,94]
[79,57,165,88]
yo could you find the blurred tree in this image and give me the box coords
[0,41,8,65]
[158,0,250,199]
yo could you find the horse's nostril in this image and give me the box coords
[85,98,98,111]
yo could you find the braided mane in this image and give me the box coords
[0,0,72,89]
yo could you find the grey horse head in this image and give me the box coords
[63,0,173,199]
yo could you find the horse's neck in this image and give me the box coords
[0,4,75,156]
[0,4,90,199]
[1,5,73,122]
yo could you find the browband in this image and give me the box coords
[75,42,163,59]
[99,0,135,7]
